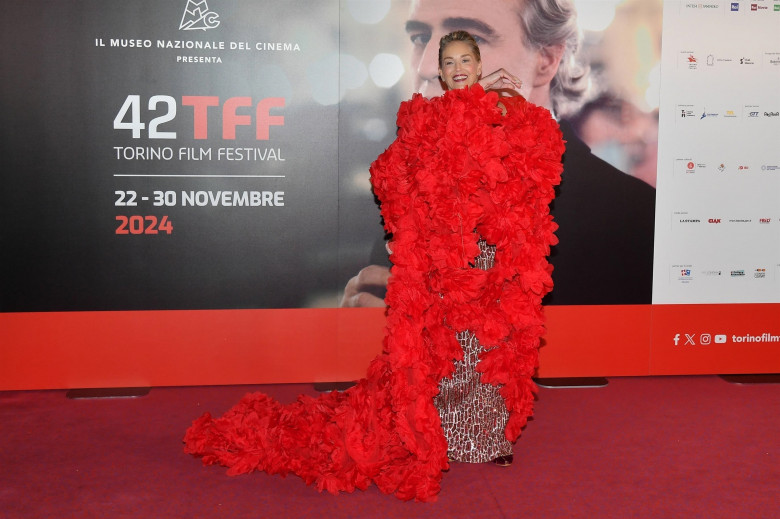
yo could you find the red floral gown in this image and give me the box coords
[183,85,564,502]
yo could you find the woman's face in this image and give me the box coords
[438,40,482,90]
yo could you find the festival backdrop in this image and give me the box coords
[2,0,341,312]
[1,0,778,390]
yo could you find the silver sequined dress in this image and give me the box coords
[434,239,513,463]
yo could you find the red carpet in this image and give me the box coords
[1,376,778,518]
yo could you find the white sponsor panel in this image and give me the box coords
[654,1,780,303]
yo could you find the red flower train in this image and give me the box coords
[184,85,564,501]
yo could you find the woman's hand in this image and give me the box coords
[477,68,522,94]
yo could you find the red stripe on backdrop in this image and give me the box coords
[539,305,652,377]
[650,303,780,375]
[2,304,777,390]
[1,309,350,390]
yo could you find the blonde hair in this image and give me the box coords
[438,30,481,68]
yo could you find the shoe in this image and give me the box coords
[492,455,513,467]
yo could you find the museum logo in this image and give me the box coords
[180,0,220,31]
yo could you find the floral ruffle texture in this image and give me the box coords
[183,85,564,502]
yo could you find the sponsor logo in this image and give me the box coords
[759,218,771,224]
[679,218,701,223]
[731,2,740,9]
[754,268,767,278]
[677,268,694,283]
[765,111,780,117]
[731,270,746,276]
[703,54,736,66]
[762,165,780,171]
[679,105,696,118]
[775,3,780,10]
[708,218,721,223]
[674,160,704,174]
[686,2,720,7]
[673,264,694,283]
[718,163,726,172]
[728,218,752,223]
[180,0,221,31]
[725,109,738,117]
[715,334,727,343]
[740,57,756,64]
[744,105,761,118]
[701,108,719,119]
[701,270,722,276]
[738,165,750,171]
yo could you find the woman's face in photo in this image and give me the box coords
[438,40,482,90]
[407,0,543,101]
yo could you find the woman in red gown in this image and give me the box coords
[184,31,564,502]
